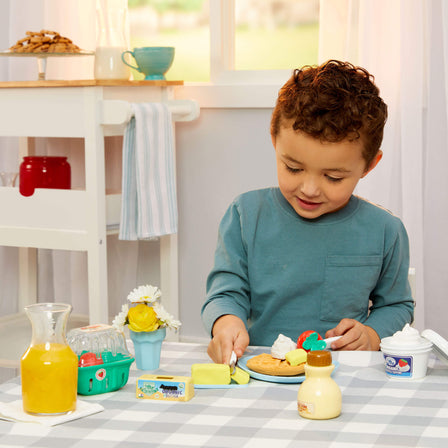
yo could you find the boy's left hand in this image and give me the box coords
[325,318,380,351]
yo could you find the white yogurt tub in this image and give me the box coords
[380,324,433,380]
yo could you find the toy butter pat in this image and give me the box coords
[285,348,307,366]
[230,366,250,384]
[191,363,231,385]
[136,375,194,401]
[191,363,250,385]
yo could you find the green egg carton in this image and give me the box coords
[77,351,134,396]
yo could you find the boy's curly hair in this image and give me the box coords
[270,60,388,167]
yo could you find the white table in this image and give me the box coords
[1,342,447,447]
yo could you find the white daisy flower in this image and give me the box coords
[127,284,161,304]
[153,302,182,331]
[112,303,129,330]
[112,284,181,333]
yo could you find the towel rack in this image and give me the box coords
[101,99,200,126]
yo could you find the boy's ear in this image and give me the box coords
[271,133,277,148]
[362,151,383,178]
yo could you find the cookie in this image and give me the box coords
[246,353,305,376]
[9,30,81,53]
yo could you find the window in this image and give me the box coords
[128,0,210,81]
[234,0,319,71]
[128,0,319,84]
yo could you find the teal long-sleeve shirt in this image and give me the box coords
[201,188,414,347]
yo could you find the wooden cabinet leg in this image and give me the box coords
[86,239,109,325]
[18,247,37,311]
[160,234,179,341]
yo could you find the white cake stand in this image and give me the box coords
[0,50,94,80]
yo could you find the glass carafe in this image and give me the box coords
[94,0,130,80]
[21,303,78,415]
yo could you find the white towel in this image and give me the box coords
[119,103,178,240]
[0,399,104,427]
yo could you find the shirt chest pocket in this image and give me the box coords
[320,255,382,323]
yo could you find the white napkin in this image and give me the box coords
[119,102,178,240]
[0,399,104,427]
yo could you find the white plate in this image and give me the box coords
[238,354,339,384]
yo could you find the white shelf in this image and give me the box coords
[0,81,199,341]
[0,188,122,247]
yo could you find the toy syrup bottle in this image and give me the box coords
[297,350,341,419]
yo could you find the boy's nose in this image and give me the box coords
[300,176,320,198]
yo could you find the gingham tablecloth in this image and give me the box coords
[1,342,448,448]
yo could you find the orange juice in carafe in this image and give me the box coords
[20,303,78,415]
[21,343,78,414]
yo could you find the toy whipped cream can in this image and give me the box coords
[380,324,433,380]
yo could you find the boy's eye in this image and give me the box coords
[285,165,302,173]
[326,175,343,182]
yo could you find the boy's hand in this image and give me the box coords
[207,314,249,364]
[325,318,380,351]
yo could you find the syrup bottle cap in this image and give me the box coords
[307,350,332,367]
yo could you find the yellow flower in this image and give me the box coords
[127,304,160,332]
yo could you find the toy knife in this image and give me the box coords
[229,351,237,374]
[323,336,342,349]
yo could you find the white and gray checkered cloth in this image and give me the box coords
[1,342,448,447]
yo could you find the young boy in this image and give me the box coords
[202,60,414,364]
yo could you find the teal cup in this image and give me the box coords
[121,47,175,80]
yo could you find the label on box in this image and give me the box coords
[136,375,194,401]
[383,354,413,377]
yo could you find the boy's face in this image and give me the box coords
[273,127,381,220]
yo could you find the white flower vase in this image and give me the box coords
[130,327,166,370]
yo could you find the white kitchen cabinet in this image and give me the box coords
[0,80,199,366]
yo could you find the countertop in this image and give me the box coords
[0,80,184,88]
